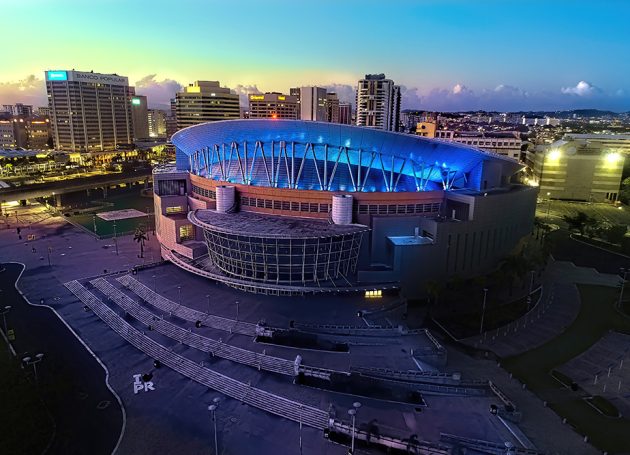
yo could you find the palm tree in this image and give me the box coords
[134,227,148,258]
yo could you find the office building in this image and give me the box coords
[131,95,150,140]
[0,120,17,148]
[25,117,51,149]
[325,92,340,123]
[526,134,630,202]
[36,106,51,117]
[338,103,352,125]
[3,103,33,117]
[148,109,167,138]
[432,129,523,161]
[175,81,240,130]
[356,74,401,132]
[154,119,535,298]
[45,69,134,152]
[248,92,299,119]
[299,86,327,121]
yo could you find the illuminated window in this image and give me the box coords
[166,206,184,214]
[179,225,194,241]
[365,289,382,298]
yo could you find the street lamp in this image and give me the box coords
[235,300,239,321]
[546,192,552,219]
[299,404,303,455]
[348,401,361,454]
[526,270,535,311]
[177,286,182,306]
[206,294,211,314]
[152,275,157,292]
[23,353,44,383]
[208,397,220,454]
[113,220,118,255]
[480,288,489,335]
[619,268,628,310]
[1,305,11,334]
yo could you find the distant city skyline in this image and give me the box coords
[1,0,629,112]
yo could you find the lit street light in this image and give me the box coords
[23,353,44,383]
[546,192,552,219]
[208,397,220,454]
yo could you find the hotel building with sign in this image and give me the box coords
[248,92,299,119]
[175,81,240,130]
[45,70,134,152]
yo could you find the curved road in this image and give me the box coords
[549,229,630,274]
[0,263,123,455]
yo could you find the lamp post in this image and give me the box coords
[113,220,118,255]
[206,294,211,314]
[152,274,157,293]
[480,288,489,335]
[235,300,239,322]
[93,214,97,236]
[177,286,182,306]
[208,397,220,454]
[619,268,628,310]
[348,401,361,454]
[1,305,11,334]
[299,404,303,455]
[546,192,552,219]
[146,206,151,238]
[23,353,44,383]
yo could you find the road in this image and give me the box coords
[0,263,123,455]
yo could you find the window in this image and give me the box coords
[179,224,194,241]
[166,206,184,214]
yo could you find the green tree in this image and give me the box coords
[426,280,443,307]
[563,211,598,236]
[133,227,148,258]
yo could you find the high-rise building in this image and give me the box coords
[36,106,51,117]
[25,117,51,149]
[299,86,327,121]
[2,103,33,117]
[175,81,240,130]
[325,92,340,123]
[45,69,134,152]
[248,92,299,119]
[289,87,301,119]
[338,103,352,125]
[0,119,17,148]
[355,74,401,131]
[148,109,167,138]
[131,95,150,140]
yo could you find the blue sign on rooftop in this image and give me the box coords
[47,71,68,81]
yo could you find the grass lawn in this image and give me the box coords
[0,352,54,454]
[502,285,630,453]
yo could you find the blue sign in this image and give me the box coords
[47,71,67,81]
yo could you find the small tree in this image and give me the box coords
[133,227,148,258]
[563,211,598,236]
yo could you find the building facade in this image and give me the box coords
[326,92,340,123]
[148,109,167,138]
[175,81,240,130]
[526,133,630,202]
[154,119,536,298]
[299,87,327,121]
[434,129,523,161]
[45,70,134,152]
[356,74,401,132]
[248,93,299,119]
[338,103,352,125]
[2,103,33,117]
[131,95,150,141]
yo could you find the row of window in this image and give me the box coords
[241,197,330,213]
[357,203,440,215]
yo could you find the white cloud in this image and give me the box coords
[232,84,262,108]
[323,84,356,108]
[561,80,599,96]
[134,75,182,110]
[0,75,47,107]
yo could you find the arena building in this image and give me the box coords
[153,120,537,298]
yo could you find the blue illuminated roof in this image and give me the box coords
[172,120,523,192]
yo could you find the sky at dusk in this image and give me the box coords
[1,0,629,112]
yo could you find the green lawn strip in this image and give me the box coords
[0,353,53,454]
[502,285,630,453]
